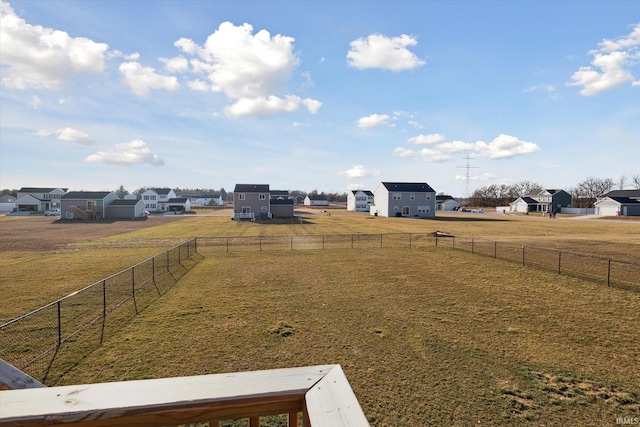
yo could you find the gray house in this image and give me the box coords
[107,199,146,219]
[369,182,436,218]
[233,184,271,220]
[60,191,119,220]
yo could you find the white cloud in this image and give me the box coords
[420,148,450,162]
[408,133,445,145]
[225,95,321,117]
[340,164,368,178]
[347,33,426,71]
[33,127,95,145]
[0,1,109,90]
[474,134,540,159]
[174,22,320,117]
[30,95,43,110]
[436,140,475,153]
[407,120,424,129]
[118,61,180,96]
[85,139,164,166]
[187,79,211,92]
[160,56,189,73]
[393,147,417,158]
[568,23,640,95]
[357,113,390,129]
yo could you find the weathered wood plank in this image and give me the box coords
[0,365,334,426]
[305,365,370,426]
[0,359,45,390]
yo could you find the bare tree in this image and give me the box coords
[572,177,614,208]
[632,175,640,190]
[618,174,627,190]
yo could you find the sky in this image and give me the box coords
[1,0,639,197]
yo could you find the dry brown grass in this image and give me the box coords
[1,212,639,425]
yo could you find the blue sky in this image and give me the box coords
[1,0,638,196]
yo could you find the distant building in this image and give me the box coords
[369,182,436,218]
[436,195,460,211]
[304,195,329,206]
[141,188,177,213]
[347,190,374,211]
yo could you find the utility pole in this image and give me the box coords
[457,155,478,199]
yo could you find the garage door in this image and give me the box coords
[597,205,619,216]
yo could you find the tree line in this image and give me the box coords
[467,175,640,208]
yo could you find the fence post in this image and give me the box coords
[291,235,293,251]
[194,237,198,254]
[259,236,262,251]
[322,235,325,250]
[351,234,354,249]
[522,246,525,266]
[435,233,438,247]
[472,238,474,254]
[103,280,107,319]
[409,233,412,248]
[227,237,229,253]
[167,250,170,272]
[152,257,155,283]
[494,241,497,259]
[607,259,611,286]
[452,236,455,250]
[178,245,181,264]
[380,234,383,248]
[57,301,62,348]
[558,252,561,274]
[132,266,138,314]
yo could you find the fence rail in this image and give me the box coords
[0,239,200,385]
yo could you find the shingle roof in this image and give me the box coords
[306,195,327,200]
[168,198,189,203]
[270,198,294,205]
[234,184,270,192]
[436,195,455,201]
[110,199,141,206]
[18,187,67,193]
[62,191,113,199]
[602,190,640,199]
[381,182,435,193]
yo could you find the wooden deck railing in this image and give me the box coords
[0,364,369,426]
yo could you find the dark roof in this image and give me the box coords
[168,198,189,203]
[306,195,327,200]
[62,191,113,199]
[381,182,435,193]
[234,184,270,192]
[270,190,289,196]
[110,199,141,206]
[605,197,640,205]
[18,187,67,193]
[436,195,456,201]
[351,190,374,196]
[148,188,173,195]
[602,190,640,199]
[270,198,294,205]
[521,196,538,204]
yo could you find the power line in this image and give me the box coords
[456,155,478,198]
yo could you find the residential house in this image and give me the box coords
[270,197,295,218]
[509,189,572,213]
[107,199,146,219]
[270,190,290,200]
[233,184,271,220]
[594,190,640,216]
[180,192,223,206]
[347,190,374,212]
[167,197,191,213]
[141,188,177,213]
[369,182,436,218]
[436,195,460,211]
[60,191,119,220]
[15,187,67,212]
[304,195,329,206]
[0,193,17,212]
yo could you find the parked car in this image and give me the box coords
[471,208,484,213]
[44,208,60,216]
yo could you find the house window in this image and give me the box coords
[418,206,430,213]
[394,206,399,211]
[238,194,246,200]
[242,206,251,214]
[144,195,149,200]
[259,194,266,200]
[426,194,431,200]
[402,206,410,216]
[262,206,268,212]
[410,193,415,200]
[392,193,401,200]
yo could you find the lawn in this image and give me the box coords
[1,211,639,426]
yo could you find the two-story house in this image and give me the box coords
[509,189,572,214]
[233,184,271,220]
[369,182,436,218]
[60,191,119,220]
[347,190,374,212]
[141,188,176,213]
[15,187,67,212]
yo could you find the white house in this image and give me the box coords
[436,195,460,211]
[347,190,374,212]
[369,182,436,218]
[594,190,640,216]
[304,195,329,206]
[167,197,192,213]
[141,188,176,213]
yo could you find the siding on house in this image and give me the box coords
[370,182,436,218]
[233,184,270,219]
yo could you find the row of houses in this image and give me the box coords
[507,189,640,216]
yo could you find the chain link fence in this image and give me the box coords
[0,239,200,385]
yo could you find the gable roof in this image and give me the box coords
[595,196,640,205]
[271,197,294,205]
[381,182,435,193]
[601,190,640,199]
[110,199,141,206]
[146,188,173,195]
[62,191,114,199]
[234,184,270,193]
[511,196,538,205]
[436,195,456,201]
[168,198,189,203]
[306,195,327,200]
[18,187,67,193]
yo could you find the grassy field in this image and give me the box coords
[1,211,639,425]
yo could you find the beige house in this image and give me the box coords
[233,184,271,220]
